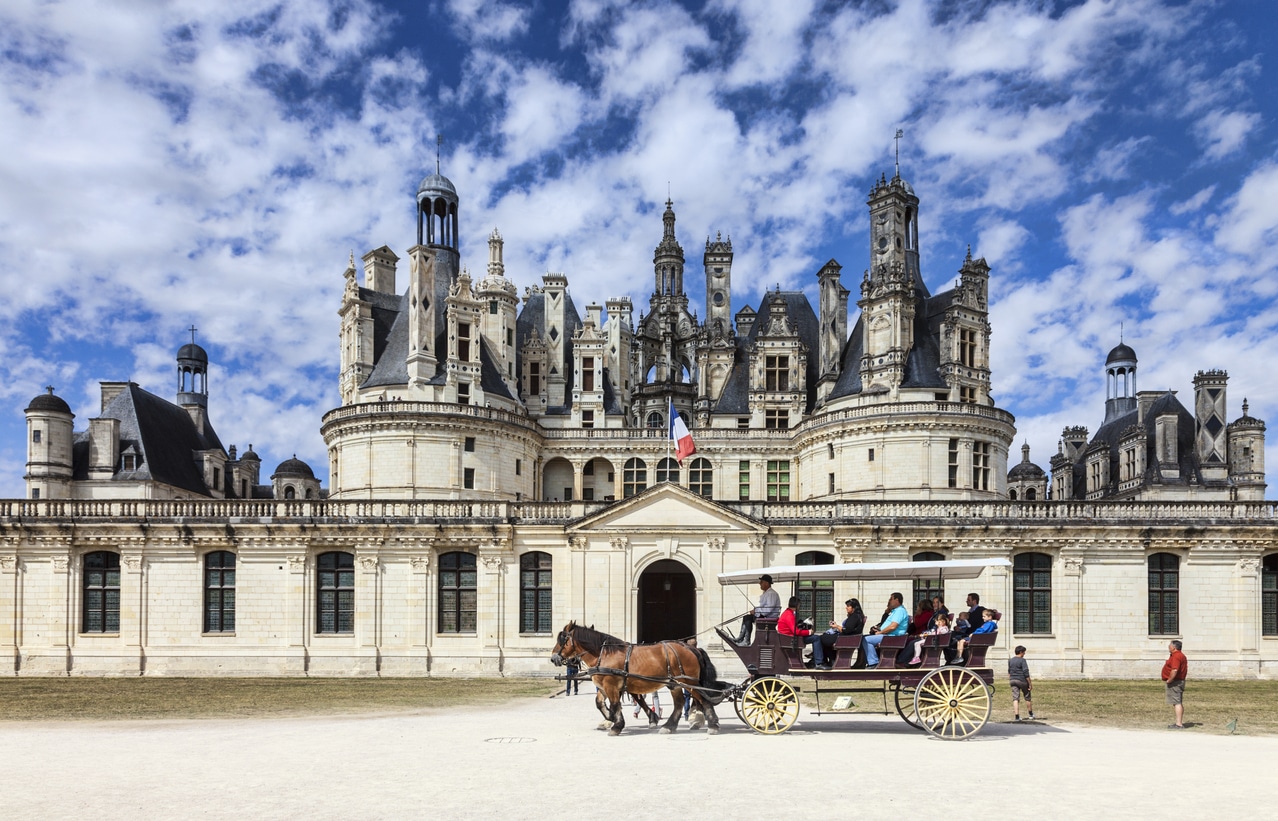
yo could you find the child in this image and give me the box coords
[1009,645,1034,720]
[951,608,997,664]
[908,612,950,665]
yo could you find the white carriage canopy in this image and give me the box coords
[717,558,1012,586]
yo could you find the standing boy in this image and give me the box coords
[1162,640,1188,729]
[1008,645,1034,721]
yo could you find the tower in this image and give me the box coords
[1228,399,1267,500]
[24,387,74,500]
[654,199,685,298]
[858,174,919,396]
[362,245,399,294]
[177,333,209,433]
[940,249,992,405]
[704,232,732,334]
[1105,342,1138,423]
[816,259,848,402]
[478,229,519,387]
[1193,369,1228,483]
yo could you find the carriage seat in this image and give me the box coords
[830,635,863,669]
[874,634,912,670]
[964,632,998,667]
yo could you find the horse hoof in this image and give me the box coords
[608,729,621,737]
[659,727,673,735]
[707,727,719,736]
[597,722,610,731]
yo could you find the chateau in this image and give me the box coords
[4,167,1276,679]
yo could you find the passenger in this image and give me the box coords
[817,598,865,669]
[908,612,951,665]
[777,596,825,667]
[963,593,985,633]
[909,599,933,635]
[951,609,997,664]
[928,595,950,630]
[860,592,910,669]
[721,573,781,647]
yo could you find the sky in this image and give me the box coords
[2,0,1277,496]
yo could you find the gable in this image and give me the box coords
[568,483,764,535]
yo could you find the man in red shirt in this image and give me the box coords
[777,596,825,667]
[1161,640,1188,729]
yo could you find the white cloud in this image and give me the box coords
[446,0,529,43]
[1194,108,1260,160]
[1169,185,1215,216]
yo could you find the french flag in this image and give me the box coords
[669,400,696,463]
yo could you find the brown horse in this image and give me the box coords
[551,621,721,736]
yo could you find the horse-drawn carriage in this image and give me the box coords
[717,557,1009,739]
[551,558,1009,740]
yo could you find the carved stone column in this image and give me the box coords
[1238,557,1261,653]
[286,549,309,651]
[0,553,16,673]
[357,554,380,652]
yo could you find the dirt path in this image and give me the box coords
[2,692,1275,819]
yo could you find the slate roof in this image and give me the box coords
[1071,390,1202,498]
[72,383,224,496]
[513,288,585,413]
[713,290,820,415]
[828,282,951,400]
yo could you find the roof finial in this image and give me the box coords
[436,133,443,174]
[46,385,55,395]
[894,128,904,178]
[188,324,198,344]
[1120,321,1124,343]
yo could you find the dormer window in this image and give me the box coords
[122,453,136,471]
[765,355,790,391]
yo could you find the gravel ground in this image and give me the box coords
[2,689,1275,820]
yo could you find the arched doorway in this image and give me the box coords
[637,559,696,643]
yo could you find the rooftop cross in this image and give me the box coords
[188,325,197,344]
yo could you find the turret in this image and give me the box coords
[177,334,209,433]
[1105,342,1138,423]
[654,199,685,297]
[478,229,519,386]
[1227,399,1267,500]
[362,245,399,294]
[1193,369,1228,482]
[704,232,733,334]
[816,258,848,402]
[859,173,920,397]
[542,272,569,407]
[24,387,74,500]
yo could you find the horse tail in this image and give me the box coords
[695,645,719,689]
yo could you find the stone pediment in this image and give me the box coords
[567,482,765,536]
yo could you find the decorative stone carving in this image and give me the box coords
[0,555,16,571]
[1063,557,1084,576]
[410,555,430,571]
[747,534,766,552]
[358,556,379,571]
[706,536,726,551]
[52,555,69,573]
[122,555,142,571]
[287,555,307,573]
[608,536,628,551]
[1237,558,1260,575]
[480,555,503,570]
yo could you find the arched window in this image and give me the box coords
[1261,554,1277,636]
[439,552,477,633]
[623,458,647,498]
[1026,488,1037,501]
[1148,553,1179,635]
[796,551,834,625]
[284,486,295,500]
[912,551,945,605]
[316,552,354,634]
[646,411,664,428]
[1009,489,1018,500]
[520,552,552,634]
[688,458,713,498]
[655,457,678,484]
[1013,553,1052,634]
[82,551,120,633]
[204,550,236,633]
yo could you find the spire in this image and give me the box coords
[894,128,904,178]
[662,198,676,241]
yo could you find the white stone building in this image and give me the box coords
[4,167,1277,678]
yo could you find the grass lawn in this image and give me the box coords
[2,677,1275,735]
[0,677,559,721]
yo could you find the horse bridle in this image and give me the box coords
[555,629,584,665]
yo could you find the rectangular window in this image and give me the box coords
[935,392,949,402]
[1262,557,1277,636]
[948,439,959,488]
[506,328,514,347]
[1013,553,1052,634]
[82,552,120,633]
[765,409,789,429]
[31,488,40,499]
[464,437,475,452]
[489,300,498,314]
[515,459,522,475]
[738,417,750,429]
[1148,553,1179,635]
[204,551,236,633]
[32,429,41,443]
[241,479,248,498]
[458,322,471,361]
[316,552,355,634]
[520,552,552,633]
[765,355,790,391]
[738,460,750,501]
[464,468,475,489]
[458,382,470,405]
[529,363,541,396]
[582,357,595,392]
[438,552,477,633]
[212,467,221,489]
[122,454,136,471]
[972,441,991,491]
[582,410,594,429]
[828,444,835,459]
[766,460,790,502]
[868,448,875,462]
[563,487,573,501]
[960,328,977,368]
[583,461,594,476]
[959,386,977,404]
[582,488,594,501]
[828,473,835,494]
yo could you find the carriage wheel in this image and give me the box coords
[739,677,800,735]
[913,667,992,740]
[893,683,925,732]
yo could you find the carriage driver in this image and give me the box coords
[860,592,909,669]
[719,574,781,647]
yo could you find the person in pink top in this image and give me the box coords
[908,612,951,665]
